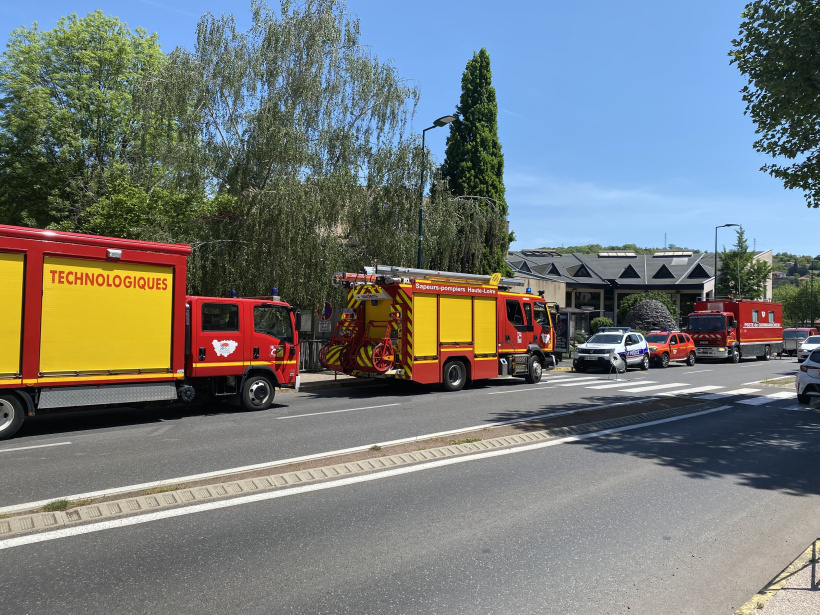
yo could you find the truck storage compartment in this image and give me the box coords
[0,252,24,378]
[39,256,174,375]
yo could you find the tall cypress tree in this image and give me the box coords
[441,47,512,275]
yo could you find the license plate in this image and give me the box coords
[584,356,598,361]
[697,348,715,355]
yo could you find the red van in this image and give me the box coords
[783,328,819,356]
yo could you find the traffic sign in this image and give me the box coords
[317,301,333,321]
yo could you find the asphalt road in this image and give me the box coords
[2,377,819,614]
[0,356,801,509]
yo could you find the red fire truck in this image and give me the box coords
[319,266,556,390]
[0,225,300,440]
[687,299,783,363]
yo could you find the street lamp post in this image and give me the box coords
[714,223,740,298]
[418,115,457,269]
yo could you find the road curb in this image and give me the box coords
[734,539,820,614]
[0,399,715,541]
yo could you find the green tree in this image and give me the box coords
[440,48,511,276]
[149,0,424,307]
[730,1,820,207]
[0,11,168,228]
[716,227,772,299]
[774,278,820,326]
[617,291,678,324]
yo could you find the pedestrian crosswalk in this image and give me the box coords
[537,376,797,407]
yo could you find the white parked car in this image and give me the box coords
[797,336,820,362]
[573,330,650,372]
[796,349,820,403]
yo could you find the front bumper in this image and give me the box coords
[695,346,728,359]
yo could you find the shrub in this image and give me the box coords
[590,316,613,334]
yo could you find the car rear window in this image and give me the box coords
[809,349,820,363]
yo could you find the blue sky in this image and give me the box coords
[1,0,813,256]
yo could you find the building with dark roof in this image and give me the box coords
[507,249,773,324]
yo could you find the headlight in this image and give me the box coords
[648,346,657,352]
[716,347,725,352]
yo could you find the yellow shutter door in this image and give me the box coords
[413,293,438,358]
[474,297,497,355]
[0,253,24,376]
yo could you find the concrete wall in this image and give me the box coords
[513,276,565,305]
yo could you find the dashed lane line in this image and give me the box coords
[0,442,72,454]
[276,403,400,419]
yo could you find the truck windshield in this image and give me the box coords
[533,302,551,327]
[587,334,623,344]
[254,305,293,343]
[784,331,809,340]
[688,315,725,332]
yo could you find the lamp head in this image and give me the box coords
[433,115,457,127]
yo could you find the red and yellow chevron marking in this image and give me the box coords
[346,288,360,309]
[396,286,413,379]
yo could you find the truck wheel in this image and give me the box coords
[659,353,670,368]
[0,394,25,441]
[757,346,771,361]
[686,351,696,366]
[525,356,543,384]
[640,354,649,371]
[240,374,275,411]
[728,347,740,364]
[442,360,466,392]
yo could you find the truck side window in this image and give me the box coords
[769,311,775,324]
[523,302,533,326]
[202,303,239,332]
[254,305,293,343]
[533,302,551,327]
[506,300,524,326]
[752,310,759,323]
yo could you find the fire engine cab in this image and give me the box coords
[319,266,556,390]
[687,299,783,362]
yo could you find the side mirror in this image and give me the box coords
[294,310,302,332]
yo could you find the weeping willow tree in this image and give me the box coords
[140,0,508,309]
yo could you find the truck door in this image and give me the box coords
[533,301,553,350]
[250,302,299,385]
[192,299,244,377]
[502,298,531,351]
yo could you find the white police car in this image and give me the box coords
[573,329,650,372]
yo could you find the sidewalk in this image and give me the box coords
[736,540,820,614]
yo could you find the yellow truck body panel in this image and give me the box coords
[474,297,497,355]
[0,252,25,376]
[39,257,174,374]
[413,293,438,358]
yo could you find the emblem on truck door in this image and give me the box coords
[212,340,238,357]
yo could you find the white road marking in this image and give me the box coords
[698,388,761,400]
[556,378,613,387]
[0,404,734,551]
[681,370,713,374]
[487,384,552,395]
[658,385,723,397]
[0,396,656,515]
[585,381,657,390]
[276,403,400,419]
[614,383,687,393]
[488,377,603,394]
[0,442,71,454]
[738,391,796,406]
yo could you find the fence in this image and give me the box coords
[300,339,330,373]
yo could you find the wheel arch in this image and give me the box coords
[4,388,35,416]
[242,366,281,390]
[443,355,472,381]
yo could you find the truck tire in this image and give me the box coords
[686,351,696,366]
[757,346,771,361]
[659,353,670,368]
[442,360,467,392]
[240,374,275,411]
[525,355,543,384]
[728,346,740,364]
[0,394,25,441]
